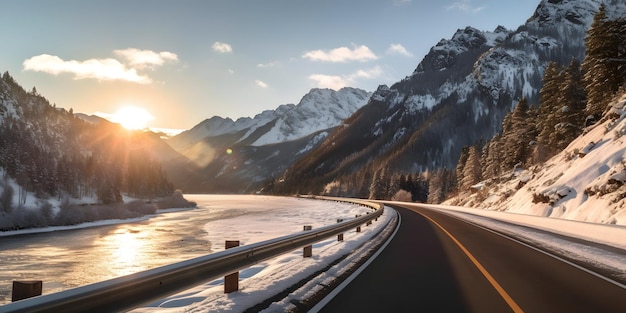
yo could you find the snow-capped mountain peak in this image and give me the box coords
[527,0,626,27]
[413,26,509,75]
[169,87,370,151]
[252,87,371,146]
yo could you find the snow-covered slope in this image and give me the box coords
[451,93,626,226]
[168,87,370,151]
[167,104,294,151]
[527,0,626,27]
[252,87,370,146]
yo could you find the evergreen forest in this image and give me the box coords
[0,72,192,230]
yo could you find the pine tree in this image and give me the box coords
[412,173,429,203]
[550,58,586,151]
[502,98,535,171]
[369,167,387,200]
[461,146,482,190]
[537,62,563,156]
[615,18,626,83]
[455,146,470,188]
[481,134,502,180]
[427,169,445,204]
[583,5,618,120]
[388,172,401,200]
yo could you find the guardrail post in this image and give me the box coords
[224,240,240,293]
[303,226,313,257]
[12,280,42,302]
[337,219,344,241]
[355,215,362,233]
[366,212,372,226]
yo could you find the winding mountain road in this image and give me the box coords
[316,203,626,312]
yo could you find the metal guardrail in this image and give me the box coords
[1,197,384,313]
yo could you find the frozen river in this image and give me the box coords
[0,195,369,304]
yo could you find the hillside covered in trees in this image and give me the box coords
[0,72,192,231]
[454,5,626,197]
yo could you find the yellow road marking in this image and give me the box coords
[417,211,524,313]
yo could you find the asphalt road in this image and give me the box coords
[317,203,626,313]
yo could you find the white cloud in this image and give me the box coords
[228,69,235,75]
[386,44,413,57]
[309,66,384,90]
[114,48,178,68]
[257,61,279,68]
[255,80,268,88]
[212,41,233,53]
[23,54,152,84]
[302,44,378,63]
[351,66,383,79]
[308,74,349,90]
[446,0,485,13]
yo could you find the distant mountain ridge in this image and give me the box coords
[169,87,370,150]
[165,87,371,193]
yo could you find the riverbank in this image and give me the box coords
[0,191,196,233]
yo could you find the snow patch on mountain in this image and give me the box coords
[252,88,371,146]
[413,26,508,75]
[527,0,626,28]
[297,131,329,155]
[404,94,437,113]
[169,88,370,152]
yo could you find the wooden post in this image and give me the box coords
[12,280,42,302]
[355,214,361,233]
[303,226,313,257]
[224,240,240,293]
[337,219,344,241]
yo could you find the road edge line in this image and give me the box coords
[308,207,401,313]
[447,212,626,290]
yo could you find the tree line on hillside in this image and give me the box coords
[0,72,190,231]
[454,5,626,198]
[267,5,626,203]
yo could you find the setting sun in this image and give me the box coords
[111,106,154,130]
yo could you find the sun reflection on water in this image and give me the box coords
[95,227,148,277]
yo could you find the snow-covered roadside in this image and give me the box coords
[130,206,397,313]
[391,202,626,283]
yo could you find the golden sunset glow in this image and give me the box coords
[111,106,154,130]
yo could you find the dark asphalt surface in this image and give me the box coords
[318,204,626,313]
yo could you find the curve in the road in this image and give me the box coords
[315,203,626,313]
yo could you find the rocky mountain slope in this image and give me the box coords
[273,0,626,196]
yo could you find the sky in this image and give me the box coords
[0,0,540,131]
